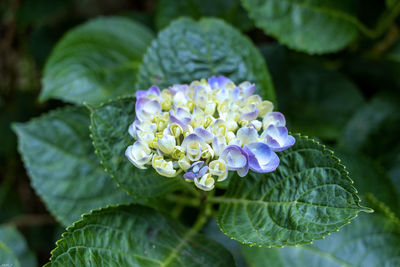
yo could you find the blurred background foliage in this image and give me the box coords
[1,0,399,266]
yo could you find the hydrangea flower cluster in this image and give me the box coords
[125,76,295,191]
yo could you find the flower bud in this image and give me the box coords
[152,155,176,177]
[171,146,185,159]
[136,98,161,122]
[201,144,215,159]
[183,125,194,137]
[157,135,176,155]
[204,101,216,115]
[237,127,259,145]
[181,134,205,161]
[154,114,168,131]
[209,159,228,181]
[262,112,286,130]
[161,90,172,110]
[212,119,227,136]
[212,134,226,157]
[258,100,274,117]
[137,131,155,146]
[194,173,215,191]
[125,141,152,169]
[169,123,183,138]
[204,115,215,128]
[193,85,208,109]
[246,120,262,131]
[226,120,238,132]
[178,155,191,171]
[245,94,262,106]
[191,107,205,129]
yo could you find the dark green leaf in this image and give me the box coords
[0,226,37,267]
[155,0,253,31]
[241,212,400,267]
[46,204,235,266]
[40,17,154,105]
[388,150,400,197]
[338,94,400,159]
[90,97,183,198]
[136,17,276,104]
[203,219,248,267]
[0,241,19,267]
[242,0,360,54]
[275,64,364,140]
[214,134,369,247]
[13,107,132,226]
[335,149,400,216]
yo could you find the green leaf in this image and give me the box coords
[13,106,132,226]
[242,0,360,54]
[155,0,253,31]
[203,219,248,267]
[0,225,37,267]
[388,150,400,197]
[136,17,276,104]
[0,241,19,267]
[46,204,235,266]
[335,149,400,216]
[274,63,364,140]
[213,134,369,247]
[40,17,154,105]
[338,94,400,159]
[241,212,400,267]
[89,97,183,198]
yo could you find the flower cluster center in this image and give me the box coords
[126,76,295,191]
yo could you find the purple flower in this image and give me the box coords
[136,85,161,100]
[236,127,259,145]
[261,125,295,152]
[128,119,140,138]
[135,98,161,122]
[220,145,249,177]
[181,133,205,161]
[212,135,226,156]
[168,84,189,96]
[184,161,208,180]
[243,142,279,173]
[262,112,286,129]
[169,107,191,129]
[194,128,214,143]
[240,105,259,121]
[208,75,232,89]
[128,119,156,139]
[231,87,241,100]
[238,81,255,97]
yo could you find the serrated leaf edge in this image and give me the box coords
[217,133,372,248]
[12,105,84,226]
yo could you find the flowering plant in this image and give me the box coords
[11,10,388,266]
[126,76,295,190]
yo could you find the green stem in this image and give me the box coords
[171,202,185,218]
[180,179,200,197]
[207,196,225,204]
[373,1,400,38]
[191,191,214,232]
[166,194,200,207]
[359,0,400,38]
[191,212,209,232]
